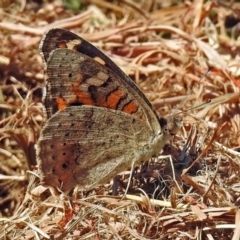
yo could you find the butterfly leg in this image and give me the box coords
[112,176,118,196]
[121,160,135,199]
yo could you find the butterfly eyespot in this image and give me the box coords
[62,163,68,169]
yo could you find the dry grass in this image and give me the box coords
[1,0,240,239]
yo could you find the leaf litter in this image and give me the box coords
[0,0,240,239]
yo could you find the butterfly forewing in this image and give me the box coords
[41,29,160,132]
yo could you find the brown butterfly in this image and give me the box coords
[36,29,179,192]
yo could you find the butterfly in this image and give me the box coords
[36,28,180,192]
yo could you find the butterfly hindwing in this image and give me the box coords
[37,105,163,191]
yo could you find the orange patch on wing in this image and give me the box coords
[123,101,138,114]
[56,97,67,110]
[76,91,94,105]
[72,83,94,105]
[57,42,67,48]
[107,90,125,109]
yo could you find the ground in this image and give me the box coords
[0,0,240,239]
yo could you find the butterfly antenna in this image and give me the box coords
[180,99,211,114]
[171,67,212,117]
